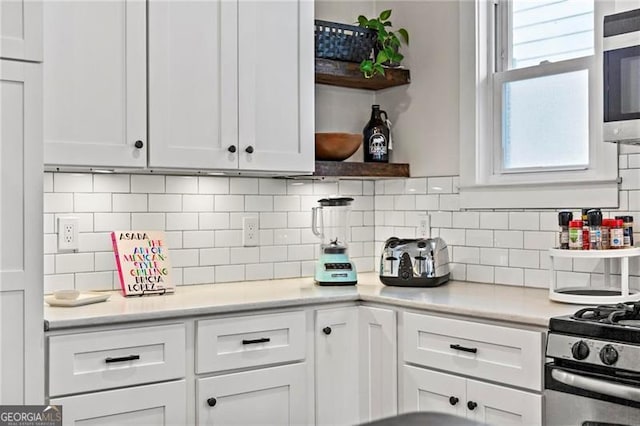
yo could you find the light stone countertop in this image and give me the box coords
[44,272,582,330]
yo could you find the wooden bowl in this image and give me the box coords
[315,133,362,161]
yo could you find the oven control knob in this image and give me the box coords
[571,341,590,360]
[599,344,619,365]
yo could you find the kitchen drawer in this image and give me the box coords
[196,310,306,374]
[403,312,543,391]
[48,323,186,397]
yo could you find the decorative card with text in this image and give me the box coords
[111,231,175,296]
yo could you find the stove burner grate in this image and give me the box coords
[572,301,640,325]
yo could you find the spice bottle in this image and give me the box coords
[588,209,603,250]
[363,105,390,163]
[569,220,583,250]
[611,219,624,249]
[616,215,634,247]
[558,211,573,249]
[582,209,590,250]
[601,219,612,250]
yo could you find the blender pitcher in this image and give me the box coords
[311,197,357,286]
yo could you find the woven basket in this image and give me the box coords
[315,20,377,63]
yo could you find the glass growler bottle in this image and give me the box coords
[363,105,390,163]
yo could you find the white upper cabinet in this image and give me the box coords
[148,0,314,173]
[0,0,42,61]
[237,0,314,173]
[43,0,146,168]
[148,0,237,170]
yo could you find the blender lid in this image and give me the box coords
[317,197,354,206]
[323,246,346,254]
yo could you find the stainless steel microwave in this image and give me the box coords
[604,8,640,144]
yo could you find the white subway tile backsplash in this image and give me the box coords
[287,181,313,195]
[479,212,509,230]
[95,252,116,271]
[274,195,300,212]
[149,194,182,212]
[166,176,198,194]
[621,169,640,190]
[44,255,54,275]
[313,181,338,195]
[131,175,165,193]
[230,247,260,264]
[215,195,244,212]
[75,271,114,291]
[427,177,453,194]
[214,230,242,247]
[523,231,555,250]
[56,253,94,274]
[44,274,75,294]
[439,195,460,211]
[183,231,215,248]
[199,176,229,194]
[260,212,287,229]
[430,212,452,228]
[230,178,259,195]
[384,180,405,195]
[495,267,523,286]
[494,230,524,249]
[199,213,230,230]
[480,248,508,266]
[466,230,493,247]
[375,195,394,211]
[94,174,130,193]
[44,173,54,192]
[287,244,315,261]
[55,173,92,192]
[171,249,200,267]
[183,195,214,212]
[524,269,548,288]
[259,178,287,195]
[509,249,539,268]
[353,196,374,211]
[246,195,274,212]
[44,193,73,213]
[287,211,311,228]
[363,181,374,196]
[44,214,54,234]
[339,180,363,195]
[274,229,301,245]
[439,228,465,246]
[274,262,300,279]
[405,178,427,194]
[453,246,480,264]
[75,193,111,212]
[260,246,288,262]
[78,233,112,252]
[415,194,439,211]
[44,234,57,254]
[466,265,493,283]
[453,212,479,229]
[216,265,245,282]
[113,194,147,212]
[509,212,539,230]
[394,195,415,210]
[200,248,230,266]
[245,263,274,281]
[94,213,130,232]
[166,213,198,230]
[132,213,165,230]
[183,267,215,285]
[260,229,274,246]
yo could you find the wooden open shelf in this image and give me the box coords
[315,58,410,90]
[313,161,409,178]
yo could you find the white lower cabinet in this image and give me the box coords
[197,363,307,425]
[49,380,187,426]
[403,366,542,425]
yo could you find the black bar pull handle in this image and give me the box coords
[242,337,270,345]
[450,344,478,354]
[105,354,140,363]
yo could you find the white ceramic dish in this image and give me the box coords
[45,292,111,307]
[54,289,80,300]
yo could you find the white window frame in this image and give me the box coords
[459,0,619,209]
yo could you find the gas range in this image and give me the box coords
[547,302,640,371]
[545,302,640,426]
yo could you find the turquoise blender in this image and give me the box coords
[312,197,357,285]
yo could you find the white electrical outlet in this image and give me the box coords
[58,216,79,251]
[243,216,259,247]
[418,213,430,238]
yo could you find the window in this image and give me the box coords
[459,0,618,209]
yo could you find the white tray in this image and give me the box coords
[45,292,111,307]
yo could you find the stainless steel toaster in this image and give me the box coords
[379,237,450,287]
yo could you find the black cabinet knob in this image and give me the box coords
[467,401,477,410]
[245,146,254,154]
[207,397,217,407]
[449,396,459,406]
[134,140,144,149]
[228,145,237,153]
[322,326,332,335]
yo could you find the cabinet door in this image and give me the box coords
[359,306,397,423]
[49,380,186,426]
[402,366,466,418]
[197,363,307,425]
[0,0,42,61]
[148,0,238,170]
[0,60,43,404]
[466,379,542,426]
[315,307,359,426]
[43,0,146,168]
[237,0,314,173]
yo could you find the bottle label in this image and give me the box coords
[569,228,582,249]
[369,133,387,158]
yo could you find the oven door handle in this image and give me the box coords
[551,368,640,403]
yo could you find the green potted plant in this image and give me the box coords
[357,10,409,79]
